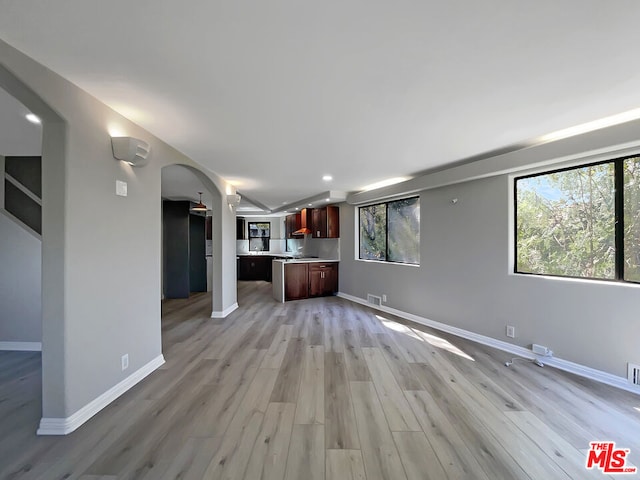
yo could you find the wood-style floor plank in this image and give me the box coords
[361,347,421,432]
[325,449,367,480]
[270,337,306,403]
[324,312,345,353]
[158,437,219,480]
[392,431,448,480]
[244,402,295,480]
[294,345,324,425]
[2,281,640,480]
[350,381,408,480]
[78,476,118,480]
[324,352,360,450]
[202,410,264,480]
[201,368,279,479]
[373,333,422,390]
[284,424,325,480]
[404,389,491,480]
[411,361,568,480]
[342,329,371,382]
[261,324,295,369]
[504,411,613,480]
[307,312,325,346]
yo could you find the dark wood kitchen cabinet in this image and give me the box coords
[285,213,301,238]
[311,206,340,238]
[284,262,338,300]
[238,255,272,281]
[308,263,338,297]
[284,263,309,300]
[236,217,246,240]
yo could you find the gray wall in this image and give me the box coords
[0,212,41,343]
[340,127,640,379]
[0,39,238,421]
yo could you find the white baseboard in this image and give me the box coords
[211,302,238,319]
[37,354,165,435]
[337,292,640,396]
[0,341,42,351]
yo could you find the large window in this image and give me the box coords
[359,197,420,265]
[248,222,270,252]
[515,155,640,283]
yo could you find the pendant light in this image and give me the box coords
[191,192,207,212]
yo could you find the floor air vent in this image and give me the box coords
[367,294,382,307]
[628,363,640,386]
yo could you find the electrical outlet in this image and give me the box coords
[506,325,515,338]
[121,354,129,371]
[382,294,387,302]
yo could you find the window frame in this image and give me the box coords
[358,196,420,266]
[248,221,271,252]
[514,154,639,284]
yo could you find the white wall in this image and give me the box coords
[340,123,640,379]
[0,212,41,343]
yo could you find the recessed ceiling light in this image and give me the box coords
[295,207,299,210]
[325,198,330,202]
[308,203,312,206]
[25,113,41,124]
[322,175,333,181]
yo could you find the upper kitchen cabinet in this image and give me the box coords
[285,212,301,238]
[311,205,340,238]
[236,217,246,240]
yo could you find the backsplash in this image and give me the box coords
[236,239,286,254]
[237,236,339,260]
[286,237,340,260]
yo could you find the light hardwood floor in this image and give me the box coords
[1,281,640,479]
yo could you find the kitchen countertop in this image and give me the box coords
[237,253,296,258]
[272,258,339,264]
[236,253,339,263]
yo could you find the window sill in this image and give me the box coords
[355,258,420,268]
[509,272,640,288]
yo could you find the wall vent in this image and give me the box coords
[367,294,382,307]
[628,363,640,386]
[532,343,553,357]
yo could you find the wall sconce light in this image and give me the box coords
[111,136,150,167]
[227,193,242,208]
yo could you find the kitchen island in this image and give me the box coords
[272,258,339,302]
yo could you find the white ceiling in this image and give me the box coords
[161,164,213,207]
[2,1,640,210]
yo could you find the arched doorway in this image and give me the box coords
[0,63,67,435]
[160,164,236,318]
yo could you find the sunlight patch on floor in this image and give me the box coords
[379,318,423,341]
[377,314,475,361]
[411,329,475,361]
